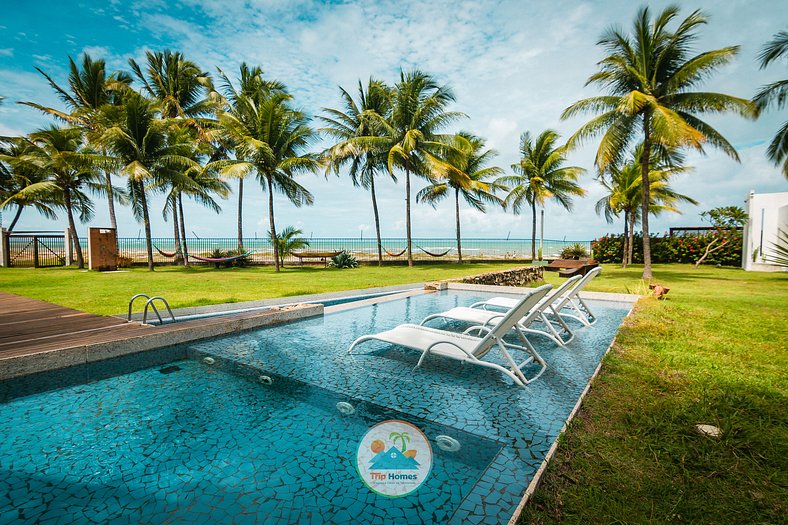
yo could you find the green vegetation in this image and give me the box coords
[523,265,787,524]
[754,31,788,179]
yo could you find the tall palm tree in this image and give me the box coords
[497,130,585,261]
[562,6,754,278]
[0,137,59,230]
[214,86,319,272]
[100,93,199,271]
[754,31,788,179]
[417,132,505,262]
[21,54,130,231]
[596,145,697,267]
[4,127,106,268]
[321,78,394,265]
[379,70,464,267]
[214,64,288,252]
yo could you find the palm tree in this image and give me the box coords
[214,83,319,272]
[596,145,697,267]
[754,31,788,179]
[21,54,131,231]
[389,431,410,452]
[379,70,464,267]
[321,78,394,266]
[214,64,288,252]
[498,130,585,261]
[0,137,59,230]
[100,92,199,271]
[5,127,106,268]
[417,132,505,262]
[562,6,754,279]
[269,225,309,267]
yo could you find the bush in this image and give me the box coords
[592,232,742,266]
[560,243,590,259]
[329,251,359,269]
[117,256,133,268]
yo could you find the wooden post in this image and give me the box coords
[0,229,9,267]
[64,228,73,266]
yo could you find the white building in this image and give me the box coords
[742,191,788,272]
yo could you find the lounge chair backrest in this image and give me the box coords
[474,284,552,358]
[569,266,602,296]
[540,274,583,310]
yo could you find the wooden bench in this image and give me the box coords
[544,258,599,278]
[291,251,343,267]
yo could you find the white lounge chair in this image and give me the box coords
[471,266,602,327]
[420,275,582,347]
[347,284,553,387]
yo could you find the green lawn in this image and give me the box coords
[1,262,785,523]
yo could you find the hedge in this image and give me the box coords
[591,232,742,266]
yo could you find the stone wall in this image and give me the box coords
[454,266,543,287]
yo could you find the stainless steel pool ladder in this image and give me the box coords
[127,294,176,325]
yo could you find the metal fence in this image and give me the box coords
[111,237,592,265]
[6,232,67,268]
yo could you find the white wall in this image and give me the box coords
[742,191,788,272]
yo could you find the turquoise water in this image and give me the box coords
[0,290,631,524]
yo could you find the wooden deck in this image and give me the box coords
[0,292,154,360]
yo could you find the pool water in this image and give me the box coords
[0,290,632,524]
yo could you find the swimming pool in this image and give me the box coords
[0,289,632,524]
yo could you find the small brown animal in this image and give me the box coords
[649,283,670,299]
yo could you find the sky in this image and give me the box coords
[0,0,786,241]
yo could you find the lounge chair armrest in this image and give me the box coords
[425,339,478,360]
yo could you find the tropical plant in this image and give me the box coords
[377,70,464,267]
[269,225,309,267]
[21,54,131,230]
[693,206,747,268]
[560,243,590,259]
[214,69,318,272]
[497,130,585,261]
[417,132,505,262]
[321,78,394,266]
[764,229,788,267]
[99,92,200,271]
[754,31,788,179]
[0,137,59,230]
[562,5,755,278]
[595,144,697,267]
[329,251,359,269]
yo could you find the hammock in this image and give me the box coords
[187,251,253,263]
[417,245,452,257]
[153,243,181,258]
[384,247,407,257]
[291,250,343,258]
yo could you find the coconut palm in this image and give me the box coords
[21,54,131,231]
[0,137,60,230]
[268,225,309,267]
[214,83,319,272]
[321,78,394,266]
[417,132,505,262]
[389,431,410,452]
[214,64,288,252]
[497,130,586,261]
[562,6,755,278]
[99,92,200,271]
[596,145,697,266]
[754,31,788,179]
[3,127,107,268]
[378,70,464,267]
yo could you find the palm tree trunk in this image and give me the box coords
[104,171,117,231]
[370,175,383,266]
[172,199,183,266]
[621,213,629,268]
[237,177,244,251]
[178,194,189,267]
[63,189,84,269]
[455,188,463,263]
[627,211,635,267]
[405,166,413,267]
[641,111,653,279]
[266,176,280,272]
[7,206,23,231]
[531,202,537,261]
[138,181,154,271]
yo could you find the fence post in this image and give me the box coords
[0,229,8,267]
[64,228,73,266]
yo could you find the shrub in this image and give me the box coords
[117,256,133,268]
[329,251,359,269]
[592,232,742,266]
[560,243,590,259]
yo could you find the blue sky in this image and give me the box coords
[0,0,786,240]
